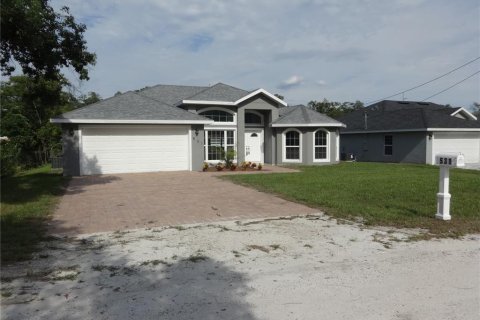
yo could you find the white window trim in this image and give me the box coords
[384,135,393,156]
[197,107,236,126]
[245,110,264,127]
[313,129,330,162]
[204,129,237,162]
[282,128,302,163]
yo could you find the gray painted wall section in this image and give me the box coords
[340,132,428,163]
[61,124,80,176]
[191,125,205,171]
[183,96,280,164]
[274,127,339,165]
[237,96,281,164]
[237,108,246,163]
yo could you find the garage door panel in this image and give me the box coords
[434,132,480,164]
[80,125,190,175]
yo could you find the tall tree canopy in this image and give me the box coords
[1,1,97,174]
[0,75,101,174]
[307,99,364,118]
[1,0,96,80]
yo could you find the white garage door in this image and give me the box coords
[80,125,190,175]
[433,132,480,164]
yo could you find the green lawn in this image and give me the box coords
[224,162,480,237]
[1,166,68,264]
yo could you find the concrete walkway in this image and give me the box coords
[51,167,316,235]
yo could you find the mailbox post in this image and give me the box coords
[434,153,465,220]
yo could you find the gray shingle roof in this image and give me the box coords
[52,82,293,123]
[273,105,345,127]
[55,91,211,122]
[338,100,480,132]
[139,84,207,106]
[184,83,249,102]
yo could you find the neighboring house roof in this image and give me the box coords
[338,100,480,133]
[272,105,345,127]
[51,91,213,124]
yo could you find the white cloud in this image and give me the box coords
[52,0,480,106]
[316,80,327,86]
[278,75,303,89]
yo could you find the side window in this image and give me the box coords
[384,135,393,156]
[314,130,328,160]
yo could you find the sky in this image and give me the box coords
[52,0,480,108]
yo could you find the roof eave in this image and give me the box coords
[236,89,287,106]
[178,100,236,106]
[341,128,480,134]
[271,123,345,128]
[177,88,288,107]
[50,119,214,125]
[450,107,478,120]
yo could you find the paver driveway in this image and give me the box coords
[51,169,317,235]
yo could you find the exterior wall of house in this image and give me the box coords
[237,96,281,164]
[61,124,80,176]
[186,96,282,165]
[274,127,340,165]
[190,124,205,171]
[340,132,427,163]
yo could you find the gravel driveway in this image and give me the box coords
[2,215,478,320]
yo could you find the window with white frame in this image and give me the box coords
[205,130,235,161]
[284,129,301,161]
[314,130,329,161]
[384,135,393,156]
[199,109,234,123]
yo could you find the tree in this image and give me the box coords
[0,75,77,168]
[274,93,284,100]
[307,99,364,118]
[471,102,480,117]
[1,0,96,81]
[78,92,101,107]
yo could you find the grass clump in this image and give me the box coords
[140,259,170,267]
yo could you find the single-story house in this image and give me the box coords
[338,100,480,164]
[51,83,345,175]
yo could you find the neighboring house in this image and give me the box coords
[51,83,345,175]
[338,100,480,164]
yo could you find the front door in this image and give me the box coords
[245,129,264,163]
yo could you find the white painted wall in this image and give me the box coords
[432,132,480,164]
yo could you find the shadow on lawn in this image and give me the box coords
[0,168,120,265]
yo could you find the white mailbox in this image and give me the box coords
[435,153,465,167]
[434,152,464,221]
